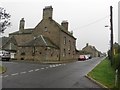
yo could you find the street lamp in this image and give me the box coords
[105,24,114,66]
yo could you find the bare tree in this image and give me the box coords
[0,7,11,33]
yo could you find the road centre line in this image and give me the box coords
[46,67,48,69]
[20,71,27,74]
[28,70,34,72]
[2,63,66,78]
[4,75,9,77]
[11,73,19,76]
[52,65,56,67]
[49,65,53,68]
[35,69,39,71]
[55,64,59,67]
[41,68,45,69]
[59,64,61,66]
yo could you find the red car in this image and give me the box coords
[78,55,86,61]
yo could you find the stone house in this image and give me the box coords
[82,43,101,57]
[8,6,77,62]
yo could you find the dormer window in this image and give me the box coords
[44,27,48,32]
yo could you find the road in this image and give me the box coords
[1,57,105,88]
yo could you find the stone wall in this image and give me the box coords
[15,46,59,62]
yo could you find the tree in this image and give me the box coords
[0,7,11,33]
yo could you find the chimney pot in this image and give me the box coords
[61,20,68,30]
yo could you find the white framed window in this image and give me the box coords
[63,49,66,57]
[64,37,66,45]
[32,47,35,54]
[44,27,48,32]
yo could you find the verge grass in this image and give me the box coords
[0,65,6,74]
[88,58,115,88]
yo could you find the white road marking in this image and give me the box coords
[2,64,63,78]
[28,70,34,72]
[2,62,18,64]
[52,65,56,67]
[4,75,9,78]
[20,71,27,74]
[35,69,39,71]
[11,73,19,76]
[41,68,45,69]
[49,65,53,68]
[46,67,48,69]
[55,64,59,67]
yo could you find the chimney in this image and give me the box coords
[86,43,89,47]
[61,21,68,31]
[43,6,53,19]
[19,18,25,33]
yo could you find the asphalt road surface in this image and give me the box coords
[1,57,105,88]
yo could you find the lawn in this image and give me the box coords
[88,58,116,88]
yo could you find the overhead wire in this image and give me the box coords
[73,15,109,30]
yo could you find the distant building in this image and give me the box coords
[82,43,101,57]
[3,6,77,62]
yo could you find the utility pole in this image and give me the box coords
[110,6,114,66]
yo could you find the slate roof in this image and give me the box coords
[82,44,101,54]
[52,20,76,39]
[50,19,76,40]
[3,43,17,51]
[9,28,33,35]
[20,35,59,49]
[83,45,98,51]
[34,19,76,40]
[0,36,17,51]
[0,37,9,47]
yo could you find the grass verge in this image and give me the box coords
[0,65,6,74]
[87,58,115,88]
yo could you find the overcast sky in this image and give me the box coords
[0,0,119,53]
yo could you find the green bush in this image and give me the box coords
[113,54,120,70]
[113,54,120,89]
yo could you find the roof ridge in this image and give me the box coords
[51,19,76,39]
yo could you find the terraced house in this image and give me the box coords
[7,6,77,62]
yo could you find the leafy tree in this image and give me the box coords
[0,7,11,33]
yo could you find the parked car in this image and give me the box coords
[88,55,92,59]
[84,55,89,60]
[86,54,92,59]
[0,50,11,61]
[78,55,86,61]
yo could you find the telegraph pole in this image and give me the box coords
[110,6,114,66]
